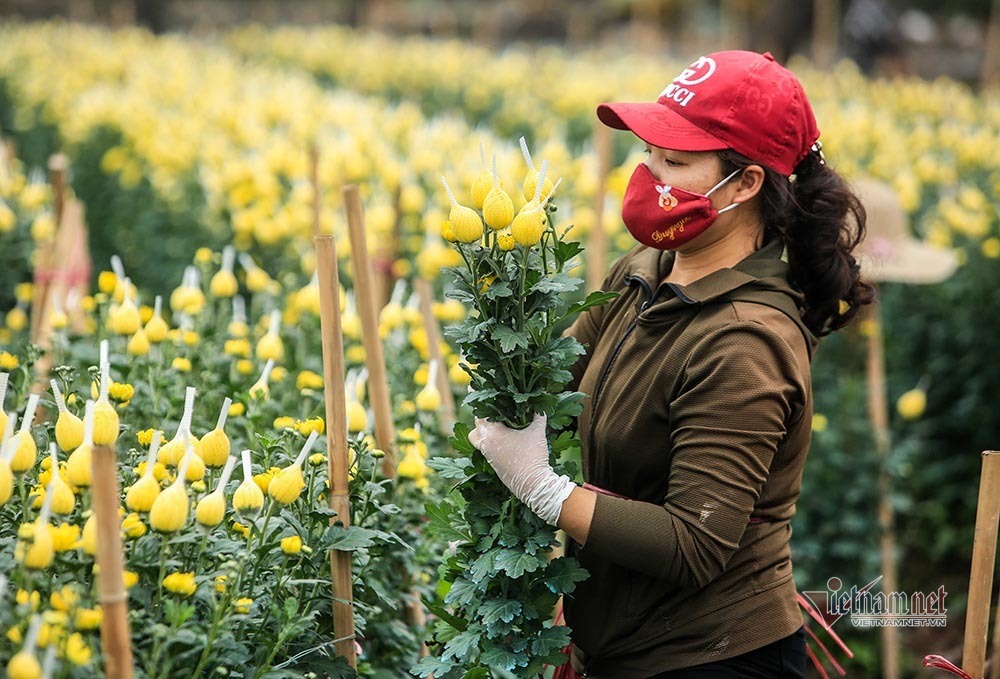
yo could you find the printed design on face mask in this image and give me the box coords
[655,184,678,212]
[650,216,692,243]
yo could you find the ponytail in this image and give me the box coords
[718,148,876,336]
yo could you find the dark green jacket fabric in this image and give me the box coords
[563,237,819,677]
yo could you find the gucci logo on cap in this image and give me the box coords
[658,56,717,107]
[675,56,717,86]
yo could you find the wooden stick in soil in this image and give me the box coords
[982,0,1000,89]
[993,565,1000,679]
[413,277,456,433]
[963,451,1000,679]
[374,185,402,312]
[812,0,841,70]
[29,154,69,348]
[342,184,397,479]
[586,120,610,294]
[315,234,358,669]
[309,144,321,240]
[864,298,900,679]
[92,444,134,679]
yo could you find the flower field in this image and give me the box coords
[1,19,999,678]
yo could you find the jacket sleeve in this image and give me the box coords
[562,252,633,394]
[581,319,805,589]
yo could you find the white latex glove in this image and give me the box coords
[468,413,576,526]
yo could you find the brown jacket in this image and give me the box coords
[563,237,818,677]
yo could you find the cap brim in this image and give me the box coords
[597,101,729,151]
[858,240,958,284]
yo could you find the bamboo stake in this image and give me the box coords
[964,451,1000,679]
[982,0,1000,89]
[864,297,900,679]
[372,186,402,312]
[91,444,134,679]
[587,121,610,294]
[812,0,841,70]
[30,154,69,347]
[413,277,456,433]
[342,185,397,479]
[992,581,1000,679]
[315,234,357,669]
[310,145,321,241]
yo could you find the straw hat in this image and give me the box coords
[853,178,958,284]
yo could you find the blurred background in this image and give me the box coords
[0,1,998,678]
[1,0,998,84]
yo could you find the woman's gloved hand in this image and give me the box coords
[468,413,576,526]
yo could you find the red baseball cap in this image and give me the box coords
[597,50,820,177]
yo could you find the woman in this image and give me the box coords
[469,50,874,678]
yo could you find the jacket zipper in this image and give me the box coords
[586,275,657,470]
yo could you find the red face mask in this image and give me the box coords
[621,163,742,250]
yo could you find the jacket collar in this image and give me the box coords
[623,237,791,307]
[622,237,818,357]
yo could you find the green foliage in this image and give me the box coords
[417,213,614,677]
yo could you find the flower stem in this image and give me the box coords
[243,501,278,594]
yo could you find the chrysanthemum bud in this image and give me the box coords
[127,328,150,356]
[234,450,264,519]
[10,394,40,473]
[149,437,193,533]
[92,342,119,445]
[195,492,225,528]
[210,247,239,298]
[255,310,284,362]
[441,176,483,244]
[46,445,75,515]
[268,431,318,505]
[50,381,84,453]
[346,400,367,433]
[200,398,232,467]
[66,401,97,488]
[108,278,141,335]
[144,296,169,343]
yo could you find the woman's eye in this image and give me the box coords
[664,158,681,167]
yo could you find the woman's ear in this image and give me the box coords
[732,164,765,204]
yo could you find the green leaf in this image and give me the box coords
[462,388,501,407]
[544,557,590,594]
[412,655,458,678]
[531,625,572,656]
[553,239,584,266]
[426,601,468,633]
[509,388,543,404]
[427,456,473,480]
[449,421,477,456]
[550,430,580,454]
[479,646,521,671]
[443,577,479,607]
[445,288,476,304]
[484,281,513,300]
[531,273,579,294]
[469,550,496,583]
[568,290,620,316]
[479,598,522,626]
[443,628,481,663]
[325,525,378,551]
[426,502,473,544]
[491,325,530,353]
[493,548,544,579]
[461,669,491,679]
